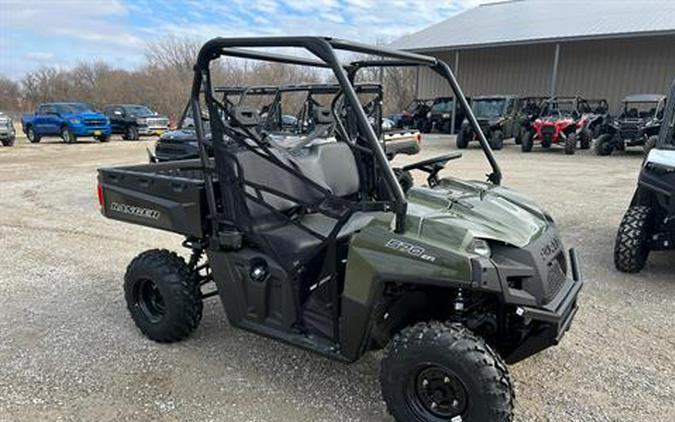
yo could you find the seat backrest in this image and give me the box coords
[232,147,328,219]
[293,142,360,197]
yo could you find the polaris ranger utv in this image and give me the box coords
[614,81,675,273]
[456,95,523,150]
[595,94,667,156]
[98,37,582,422]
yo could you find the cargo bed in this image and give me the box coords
[98,159,212,237]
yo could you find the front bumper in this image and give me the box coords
[0,130,15,140]
[138,126,169,136]
[71,125,112,137]
[504,248,583,363]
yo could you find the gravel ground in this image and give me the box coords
[0,134,674,422]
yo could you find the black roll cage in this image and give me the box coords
[190,37,502,240]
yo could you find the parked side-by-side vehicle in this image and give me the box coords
[97,37,581,422]
[103,104,169,141]
[0,112,16,146]
[21,102,112,143]
[595,94,667,156]
[388,98,433,130]
[419,96,468,134]
[614,80,675,273]
[456,95,524,150]
[521,96,593,155]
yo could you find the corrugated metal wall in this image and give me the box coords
[418,34,675,113]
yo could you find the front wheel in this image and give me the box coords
[489,129,504,150]
[643,135,658,154]
[26,127,41,143]
[1,136,15,147]
[96,134,111,143]
[614,206,654,273]
[456,129,469,149]
[61,126,76,144]
[564,135,576,155]
[123,125,139,141]
[521,130,533,152]
[594,133,614,156]
[579,128,592,150]
[124,249,203,342]
[381,321,514,422]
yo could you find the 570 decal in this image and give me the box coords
[385,239,437,263]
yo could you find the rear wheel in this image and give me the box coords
[489,129,504,150]
[61,126,76,144]
[124,249,203,342]
[123,125,139,141]
[614,206,654,273]
[594,133,614,156]
[26,127,40,143]
[521,130,533,152]
[381,321,514,422]
[564,135,576,155]
[643,135,658,154]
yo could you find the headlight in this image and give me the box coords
[69,119,81,124]
[442,113,450,118]
[426,112,431,118]
[467,238,492,258]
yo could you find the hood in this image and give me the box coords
[158,128,199,143]
[405,178,550,250]
[61,111,107,119]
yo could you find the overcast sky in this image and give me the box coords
[0,0,493,79]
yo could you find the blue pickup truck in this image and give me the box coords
[22,102,112,143]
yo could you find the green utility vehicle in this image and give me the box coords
[97,37,582,422]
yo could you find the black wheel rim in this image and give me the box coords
[406,365,468,420]
[134,278,166,323]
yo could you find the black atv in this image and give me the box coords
[595,94,666,156]
[579,98,610,139]
[516,96,548,143]
[98,37,582,422]
[614,81,675,273]
[420,96,467,134]
[457,95,523,150]
[390,98,433,130]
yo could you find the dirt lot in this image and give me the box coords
[0,134,673,422]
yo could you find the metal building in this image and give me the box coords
[392,0,675,118]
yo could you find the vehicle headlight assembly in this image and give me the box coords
[426,112,432,118]
[69,119,81,124]
[467,238,492,258]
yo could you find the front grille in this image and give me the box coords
[84,118,107,126]
[541,126,555,136]
[146,117,169,127]
[545,259,567,303]
[619,123,638,140]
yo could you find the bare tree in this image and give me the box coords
[3,35,415,119]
